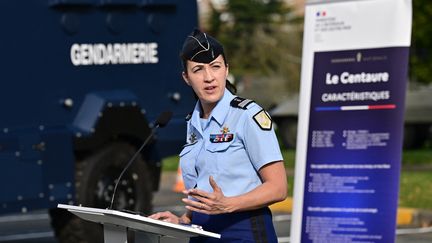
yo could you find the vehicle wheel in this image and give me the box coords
[278,118,298,149]
[50,142,153,243]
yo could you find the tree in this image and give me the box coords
[206,0,303,106]
[410,1,432,84]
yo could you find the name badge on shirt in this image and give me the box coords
[210,133,234,143]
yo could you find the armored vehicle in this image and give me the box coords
[0,1,197,242]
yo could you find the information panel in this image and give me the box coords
[290,1,412,243]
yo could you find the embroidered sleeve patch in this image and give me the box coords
[253,109,272,130]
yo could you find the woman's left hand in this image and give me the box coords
[182,176,235,215]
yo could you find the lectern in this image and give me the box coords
[57,204,220,243]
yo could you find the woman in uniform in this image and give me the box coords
[149,29,287,243]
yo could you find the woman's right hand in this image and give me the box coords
[148,211,180,224]
[148,211,191,225]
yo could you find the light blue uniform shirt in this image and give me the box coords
[179,89,283,197]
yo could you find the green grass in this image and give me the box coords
[162,155,180,172]
[402,149,432,167]
[281,149,296,169]
[399,149,432,209]
[399,170,432,210]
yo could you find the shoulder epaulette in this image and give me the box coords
[185,112,192,121]
[230,97,254,110]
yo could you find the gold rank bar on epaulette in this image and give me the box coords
[230,97,254,110]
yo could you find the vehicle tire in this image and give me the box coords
[278,118,298,149]
[50,142,153,243]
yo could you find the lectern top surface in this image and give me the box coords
[57,204,220,239]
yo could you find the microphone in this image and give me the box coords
[154,111,173,128]
[108,111,173,210]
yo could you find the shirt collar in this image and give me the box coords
[190,88,234,133]
[190,101,202,134]
[210,88,234,126]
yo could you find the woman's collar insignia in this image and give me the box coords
[221,126,230,134]
[189,132,197,144]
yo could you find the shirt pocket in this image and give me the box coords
[205,140,234,153]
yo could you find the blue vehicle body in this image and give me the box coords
[0,0,197,220]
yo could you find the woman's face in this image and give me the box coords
[182,55,228,107]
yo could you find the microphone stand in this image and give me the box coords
[108,124,160,210]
